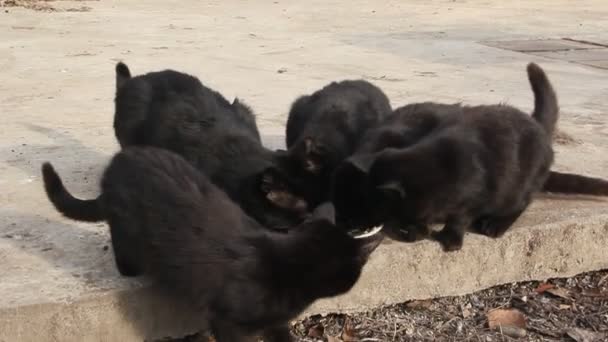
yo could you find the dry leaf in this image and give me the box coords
[559,304,572,310]
[327,336,343,342]
[545,287,572,300]
[406,299,433,309]
[495,325,527,338]
[566,327,601,342]
[487,308,526,329]
[341,320,357,341]
[462,308,472,318]
[307,324,324,338]
[535,282,555,293]
[581,288,606,298]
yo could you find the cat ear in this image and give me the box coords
[310,202,335,224]
[115,62,132,89]
[376,181,406,199]
[232,97,254,115]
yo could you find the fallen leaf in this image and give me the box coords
[581,288,606,297]
[545,287,572,300]
[307,323,324,338]
[487,308,526,329]
[535,282,555,294]
[559,304,571,310]
[566,327,601,342]
[462,308,472,318]
[406,299,433,309]
[327,336,343,342]
[341,320,357,341]
[495,325,527,338]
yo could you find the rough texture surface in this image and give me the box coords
[1,0,608,341]
[294,271,608,341]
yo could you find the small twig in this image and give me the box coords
[599,273,608,286]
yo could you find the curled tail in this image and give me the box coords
[115,62,132,90]
[543,171,608,196]
[41,163,104,222]
[527,63,559,136]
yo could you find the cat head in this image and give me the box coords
[288,106,353,176]
[294,202,383,296]
[331,152,407,232]
[288,134,349,176]
[259,164,309,217]
[259,149,328,213]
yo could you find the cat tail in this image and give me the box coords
[116,62,132,89]
[41,163,104,222]
[542,171,608,196]
[527,63,559,136]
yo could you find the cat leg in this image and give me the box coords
[431,215,472,252]
[263,324,294,342]
[402,222,430,242]
[210,319,254,342]
[108,217,141,276]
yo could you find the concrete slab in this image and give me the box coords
[580,60,608,70]
[1,0,608,341]
[480,39,602,52]
[529,49,608,62]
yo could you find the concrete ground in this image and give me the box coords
[1,0,608,341]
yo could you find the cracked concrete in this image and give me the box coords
[1,0,607,341]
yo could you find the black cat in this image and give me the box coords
[41,146,381,342]
[332,63,561,251]
[352,99,608,199]
[114,62,260,148]
[275,80,392,207]
[113,62,307,229]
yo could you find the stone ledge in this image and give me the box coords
[2,189,607,341]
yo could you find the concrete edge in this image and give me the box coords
[1,215,607,341]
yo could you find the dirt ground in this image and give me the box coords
[160,270,608,342]
[293,271,608,342]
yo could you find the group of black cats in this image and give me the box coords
[41,61,608,341]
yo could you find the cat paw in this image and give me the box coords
[473,219,503,238]
[431,229,463,252]
[400,224,427,242]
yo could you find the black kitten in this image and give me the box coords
[333,63,560,251]
[275,80,392,206]
[114,62,307,229]
[114,62,260,148]
[355,99,608,199]
[41,147,381,342]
